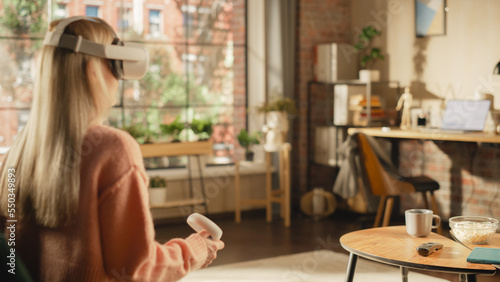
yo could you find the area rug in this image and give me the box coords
[182,250,448,281]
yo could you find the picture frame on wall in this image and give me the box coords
[415,0,447,37]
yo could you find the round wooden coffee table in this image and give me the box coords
[340,226,498,282]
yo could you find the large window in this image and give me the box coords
[0,0,247,165]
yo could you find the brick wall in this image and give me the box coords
[293,0,351,201]
[398,140,500,220]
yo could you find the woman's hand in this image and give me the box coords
[198,230,225,268]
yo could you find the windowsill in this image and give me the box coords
[146,161,272,181]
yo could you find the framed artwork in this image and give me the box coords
[415,0,447,37]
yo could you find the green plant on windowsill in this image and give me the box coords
[237,129,261,161]
[121,123,157,144]
[160,116,186,142]
[190,118,213,141]
[353,25,385,69]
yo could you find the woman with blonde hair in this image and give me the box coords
[0,16,223,281]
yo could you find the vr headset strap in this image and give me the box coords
[43,16,144,62]
[56,34,144,61]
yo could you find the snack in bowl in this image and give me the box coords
[449,216,498,244]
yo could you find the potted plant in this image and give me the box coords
[160,116,186,142]
[257,97,298,115]
[257,97,297,151]
[257,97,297,133]
[190,118,213,141]
[353,25,385,82]
[122,123,157,144]
[148,176,167,206]
[237,129,261,161]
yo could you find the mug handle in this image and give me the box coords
[432,215,441,229]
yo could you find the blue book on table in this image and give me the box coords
[467,247,500,264]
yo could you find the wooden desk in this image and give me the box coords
[340,226,498,282]
[347,127,500,144]
[347,127,500,169]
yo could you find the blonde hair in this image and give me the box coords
[0,18,116,227]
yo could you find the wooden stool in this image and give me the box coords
[235,143,291,227]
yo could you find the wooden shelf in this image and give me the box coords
[140,141,213,158]
[141,141,212,213]
[150,199,206,209]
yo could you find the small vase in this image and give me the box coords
[359,69,380,82]
[263,111,288,152]
[149,187,167,206]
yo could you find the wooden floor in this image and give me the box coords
[154,210,499,281]
[154,209,366,266]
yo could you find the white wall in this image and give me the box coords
[351,0,500,112]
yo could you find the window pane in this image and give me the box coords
[0,38,38,109]
[231,0,247,46]
[149,10,161,36]
[0,109,29,162]
[147,1,185,43]
[184,0,242,45]
[54,4,68,20]
[86,6,99,17]
[232,45,246,104]
[0,0,48,37]
[118,7,132,32]
[122,44,187,108]
[187,45,233,105]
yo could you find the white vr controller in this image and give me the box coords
[187,213,223,241]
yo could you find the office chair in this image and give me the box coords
[355,133,441,232]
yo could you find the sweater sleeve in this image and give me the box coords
[98,165,209,282]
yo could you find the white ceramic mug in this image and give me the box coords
[405,209,440,237]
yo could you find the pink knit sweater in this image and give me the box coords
[2,125,209,281]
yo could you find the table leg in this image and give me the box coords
[400,266,408,282]
[460,274,476,282]
[390,138,400,168]
[345,253,358,282]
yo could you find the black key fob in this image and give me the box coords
[417,242,443,256]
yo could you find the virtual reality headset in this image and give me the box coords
[43,16,149,80]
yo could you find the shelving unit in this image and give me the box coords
[140,141,213,213]
[306,80,400,190]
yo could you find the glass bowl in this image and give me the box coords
[449,216,498,244]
